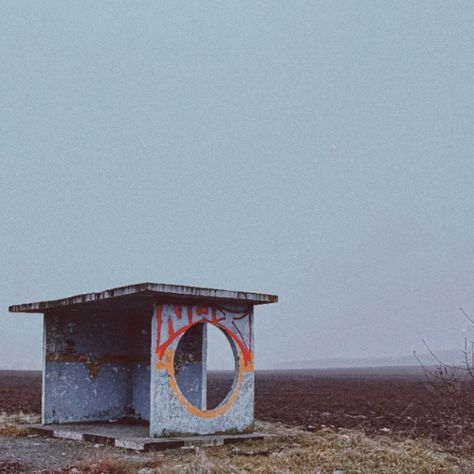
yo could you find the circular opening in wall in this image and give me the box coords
[173,323,238,411]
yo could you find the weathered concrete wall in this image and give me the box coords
[150,303,254,437]
[43,307,151,424]
[42,299,255,435]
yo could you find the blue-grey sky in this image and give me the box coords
[1,1,473,370]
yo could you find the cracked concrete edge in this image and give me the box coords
[28,425,271,451]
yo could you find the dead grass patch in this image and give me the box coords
[40,458,133,474]
[135,422,474,474]
[4,419,474,473]
[0,411,40,437]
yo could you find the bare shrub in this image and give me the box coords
[415,308,474,438]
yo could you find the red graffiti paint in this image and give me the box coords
[211,306,225,323]
[155,304,253,367]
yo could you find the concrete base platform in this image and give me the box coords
[28,423,269,452]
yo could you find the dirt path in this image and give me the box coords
[0,434,142,473]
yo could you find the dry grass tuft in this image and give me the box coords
[178,448,215,474]
[0,411,40,437]
[37,458,132,474]
[133,422,474,474]
[75,460,129,474]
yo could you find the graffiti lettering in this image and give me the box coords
[155,304,253,368]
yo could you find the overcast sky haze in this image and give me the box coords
[1,1,473,369]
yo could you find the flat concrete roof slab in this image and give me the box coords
[29,423,271,451]
[9,282,278,313]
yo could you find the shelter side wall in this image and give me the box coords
[150,303,254,436]
[43,309,150,424]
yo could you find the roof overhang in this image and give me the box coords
[8,282,278,314]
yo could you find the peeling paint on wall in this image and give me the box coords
[43,308,151,424]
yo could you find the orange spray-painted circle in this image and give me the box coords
[154,305,254,419]
[155,321,253,419]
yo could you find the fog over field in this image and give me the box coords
[1,2,474,370]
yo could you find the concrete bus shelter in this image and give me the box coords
[9,283,278,441]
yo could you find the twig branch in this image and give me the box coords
[459,307,474,325]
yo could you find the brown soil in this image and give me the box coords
[208,367,474,441]
[1,367,471,442]
[254,367,465,440]
[0,371,41,413]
